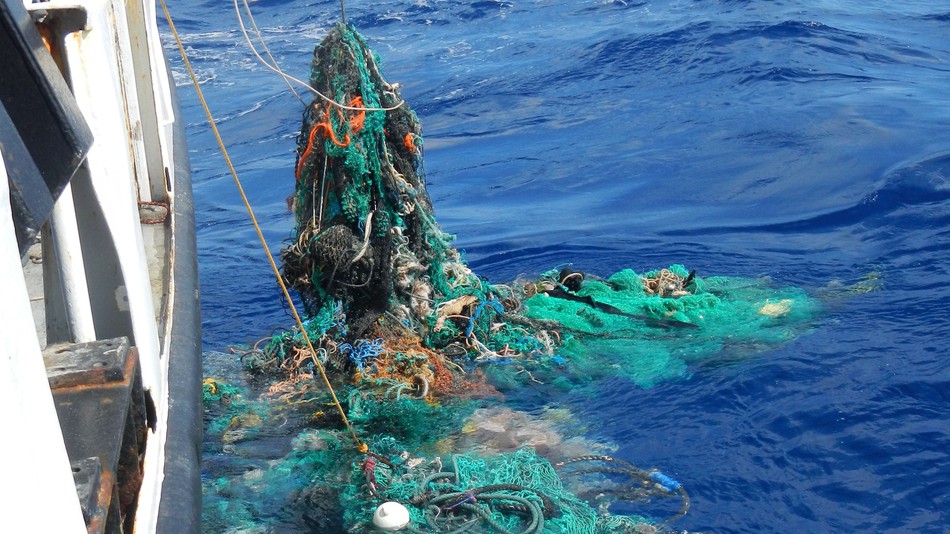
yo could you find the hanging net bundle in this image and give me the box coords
[204,22,829,533]
[275,24,819,395]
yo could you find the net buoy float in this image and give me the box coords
[373,501,410,531]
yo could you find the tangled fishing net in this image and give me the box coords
[273,23,819,393]
[204,23,823,533]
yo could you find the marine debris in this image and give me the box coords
[203,23,820,533]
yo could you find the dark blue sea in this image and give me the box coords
[162,1,950,532]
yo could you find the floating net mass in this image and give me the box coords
[204,23,821,533]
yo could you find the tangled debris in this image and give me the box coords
[206,23,821,533]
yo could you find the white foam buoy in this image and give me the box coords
[373,501,411,531]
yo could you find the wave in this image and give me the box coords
[662,152,950,237]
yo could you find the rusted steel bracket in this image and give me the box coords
[45,337,148,534]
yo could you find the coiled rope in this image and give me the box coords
[556,455,691,525]
[403,456,554,534]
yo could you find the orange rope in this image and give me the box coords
[314,104,351,148]
[295,120,321,179]
[404,133,415,153]
[349,96,366,132]
[295,96,366,180]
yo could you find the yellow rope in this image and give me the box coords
[158,0,367,455]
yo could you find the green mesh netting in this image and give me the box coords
[271,23,819,397]
[202,377,668,534]
[339,443,659,533]
[205,22,827,533]
[507,264,818,388]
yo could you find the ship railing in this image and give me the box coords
[1,0,199,530]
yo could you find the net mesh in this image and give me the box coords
[203,23,825,533]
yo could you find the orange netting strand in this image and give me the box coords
[295,121,321,180]
[348,96,366,133]
[314,104,351,148]
[295,96,366,180]
[354,338,436,391]
[349,334,501,400]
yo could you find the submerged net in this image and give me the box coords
[204,23,824,533]
[203,380,681,533]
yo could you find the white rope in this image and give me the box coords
[236,0,304,104]
[350,211,374,265]
[233,0,405,112]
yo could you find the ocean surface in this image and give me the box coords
[161,0,950,532]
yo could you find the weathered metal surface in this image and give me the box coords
[46,337,147,533]
[0,0,93,254]
[45,337,131,388]
[71,457,106,533]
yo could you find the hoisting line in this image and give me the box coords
[232,0,403,113]
[158,0,368,455]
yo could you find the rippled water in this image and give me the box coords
[162,0,950,531]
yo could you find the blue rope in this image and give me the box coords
[466,299,505,337]
[339,337,385,372]
[650,472,681,492]
[335,302,348,336]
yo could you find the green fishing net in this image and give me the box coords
[202,378,672,533]
[204,22,824,533]
[503,264,818,388]
[274,22,819,396]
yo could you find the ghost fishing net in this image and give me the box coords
[205,23,822,533]
[271,23,818,392]
[203,383,687,534]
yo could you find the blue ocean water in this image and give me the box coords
[162,0,950,532]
